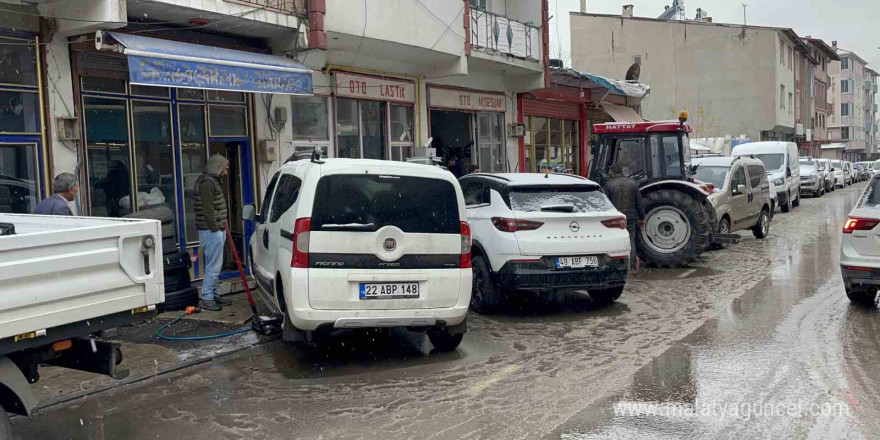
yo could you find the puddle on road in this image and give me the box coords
[554,189,880,439]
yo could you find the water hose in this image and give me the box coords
[154,312,251,341]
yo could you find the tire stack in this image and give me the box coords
[123,204,198,311]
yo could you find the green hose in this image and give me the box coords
[154,313,252,341]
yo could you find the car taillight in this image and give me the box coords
[291,217,311,268]
[460,221,472,268]
[491,217,544,232]
[843,217,880,233]
[601,216,627,229]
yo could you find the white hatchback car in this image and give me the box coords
[246,158,472,350]
[840,174,880,306]
[458,173,630,313]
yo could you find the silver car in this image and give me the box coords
[816,158,835,193]
[693,156,773,239]
[799,158,825,197]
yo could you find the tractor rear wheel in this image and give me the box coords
[637,189,713,268]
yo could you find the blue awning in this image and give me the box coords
[107,32,312,95]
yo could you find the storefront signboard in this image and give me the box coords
[428,87,506,112]
[333,72,415,104]
[128,56,313,95]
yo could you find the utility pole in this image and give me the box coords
[742,3,747,26]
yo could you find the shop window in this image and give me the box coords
[0,90,39,133]
[131,84,170,98]
[361,100,386,160]
[177,88,205,100]
[336,98,360,159]
[84,97,132,218]
[179,104,207,242]
[209,105,247,136]
[336,98,387,160]
[291,96,329,140]
[0,144,39,213]
[132,100,177,242]
[390,105,414,161]
[528,116,577,174]
[81,76,126,94]
[0,39,37,86]
[207,90,245,103]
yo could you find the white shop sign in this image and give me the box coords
[429,87,506,112]
[334,72,415,104]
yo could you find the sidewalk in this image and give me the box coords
[32,291,277,409]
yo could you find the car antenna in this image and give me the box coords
[311,148,325,164]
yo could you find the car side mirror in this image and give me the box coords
[736,184,747,195]
[242,204,258,223]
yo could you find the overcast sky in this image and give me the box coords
[549,0,880,70]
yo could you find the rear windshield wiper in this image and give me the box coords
[320,223,376,231]
[540,204,575,213]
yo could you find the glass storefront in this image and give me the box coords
[79,77,254,269]
[524,116,580,174]
[0,33,44,213]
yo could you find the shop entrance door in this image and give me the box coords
[209,139,254,274]
[476,112,505,172]
[429,109,474,176]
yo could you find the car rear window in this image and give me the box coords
[311,174,460,233]
[509,185,614,213]
[859,177,880,208]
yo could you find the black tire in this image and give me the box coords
[780,193,791,213]
[636,189,712,268]
[752,209,770,239]
[792,190,800,207]
[124,204,174,223]
[161,222,175,239]
[163,251,192,272]
[711,217,731,250]
[470,255,502,314]
[588,285,624,305]
[427,329,464,352]
[158,286,199,311]
[164,271,192,292]
[846,286,877,307]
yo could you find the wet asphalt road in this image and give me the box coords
[14,182,880,440]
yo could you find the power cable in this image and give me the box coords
[412,0,467,41]
[351,0,368,66]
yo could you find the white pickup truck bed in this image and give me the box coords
[0,214,164,342]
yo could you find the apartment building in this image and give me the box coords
[828,47,877,160]
[801,38,839,157]
[570,6,810,143]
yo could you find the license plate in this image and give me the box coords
[359,283,420,299]
[556,256,599,269]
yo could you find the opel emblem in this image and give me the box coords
[569,221,580,232]
[384,238,397,251]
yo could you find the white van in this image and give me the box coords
[731,142,800,212]
[245,158,472,351]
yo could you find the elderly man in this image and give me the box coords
[193,155,231,311]
[603,163,645,272]
[34,173,78,215]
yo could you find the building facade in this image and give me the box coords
[569,7,810,143]
[803,38,839,158]
[827,47,878,161]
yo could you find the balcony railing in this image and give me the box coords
[470,8,541,62]
[225,0,307,17]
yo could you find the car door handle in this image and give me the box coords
[262,228,269,248]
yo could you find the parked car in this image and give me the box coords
[458,173,630,313]
[798,158,825,197]
[829,160,847,188]
[693,156,772,238]
[816,158,835,193]
[245,158,472,351]
[840,174,880,306]
[844,161,855,185]
[874,160,880,176]
[731,142,800,212]
[855,162,871,182]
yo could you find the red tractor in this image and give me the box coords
[589,113,730,267]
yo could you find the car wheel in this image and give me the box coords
[588,285,624,305]
[427,329,464,351]
[846,286,877,307]
[792,190,800,207]
[752,209,770,239]
[470,255,501,314]
[711,217,731,250]
[780,194,791,213]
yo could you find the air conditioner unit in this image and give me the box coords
[507,123,526,137]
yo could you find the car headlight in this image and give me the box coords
[773,178,784,186]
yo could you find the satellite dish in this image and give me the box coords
[625,63,641,81]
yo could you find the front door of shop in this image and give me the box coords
[476,113,504,173]
[209,139,254,274]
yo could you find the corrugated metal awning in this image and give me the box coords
[600,103,643,123]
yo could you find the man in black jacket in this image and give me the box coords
[193,155,231,311]
[604,163,645,272]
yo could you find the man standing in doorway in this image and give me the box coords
[34,172,78,215]
[193,155,232,311]
[604,163,645,272]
